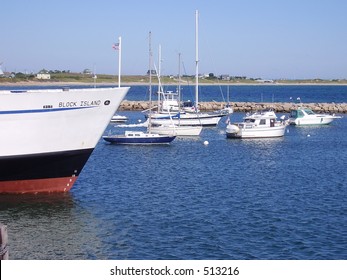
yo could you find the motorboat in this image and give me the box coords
[102,131,176,145]
[110,114,128,122]
[226,110,288,139]
[288,107,342,126]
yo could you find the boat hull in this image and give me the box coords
[289,116,338,126]
[226,125,286,139]
[150,125,202,136]
[0,87,129,193]
[103,135,176,144]
[150,112,225,127]
[0,149,92,193]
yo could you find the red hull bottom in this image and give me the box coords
[0,176,78,194]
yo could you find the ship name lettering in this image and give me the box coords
[80,100,101,106]
[59,102,77,107]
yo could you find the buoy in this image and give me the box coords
[203,140,209,145]
[138,119,142,123]
[307,134,311,137]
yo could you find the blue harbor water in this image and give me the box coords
[0,85,346,259]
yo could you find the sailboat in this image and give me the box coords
[150,10,230,127]
[150,52,203,136]
[103,33,176,145]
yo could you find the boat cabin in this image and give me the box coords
[159,91,180,112]
[290,108,315,119]
[242,111,277,128]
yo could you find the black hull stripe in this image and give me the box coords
[0,149,93,181]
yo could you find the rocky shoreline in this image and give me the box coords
[119,101,347,114]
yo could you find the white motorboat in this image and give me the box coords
[110,114,128,122]
[226,110,288,139]
[288,107,342,126]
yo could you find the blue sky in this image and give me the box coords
[1,0,347,79]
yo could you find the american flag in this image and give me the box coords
[112,43,120,50]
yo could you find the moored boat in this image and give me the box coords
[146,10,231,127]
[103,131,176,144]
[110,114,128,122]
[226,110,288,139]
[150,123,202,136]
[0,86,129,193]
[288,107,342,126]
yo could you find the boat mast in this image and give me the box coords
[148,31,153,133]
[195,10,199,110]
[178,52,182,126]
[158,44,162,110]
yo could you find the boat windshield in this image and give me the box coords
[183,101,194,107]
[244,118,256,123]
[290,110,304,118]
[304,108,315,115]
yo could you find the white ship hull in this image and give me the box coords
[0,87,129,193]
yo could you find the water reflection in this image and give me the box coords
[0,193,107,259]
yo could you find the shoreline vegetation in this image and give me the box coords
[1,73,347,86]
[1,74,346,113]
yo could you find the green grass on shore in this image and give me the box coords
[1,73,347,85]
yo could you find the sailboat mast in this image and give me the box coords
[158,44,162,110]
[195,10,199,109]
[148,31,152,133]
[178,52,181,105]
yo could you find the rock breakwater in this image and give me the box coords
[119,100,347,113]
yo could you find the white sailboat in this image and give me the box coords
[150,10,228,127]
[103,33,176,145]
[150,52,202,136]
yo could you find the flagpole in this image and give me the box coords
[118,36,121,88]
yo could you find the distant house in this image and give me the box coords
[37,73,51,80]
[220,74,230,81]
[83,69,92,75]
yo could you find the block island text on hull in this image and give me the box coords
[0,87,129,193]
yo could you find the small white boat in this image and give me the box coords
[103,131,176,145]
[288,107,342,126]
[110,114,128,122]
[150,124,202,136]
[226,110,288,139]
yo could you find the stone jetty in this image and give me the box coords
[119,100,347,113]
